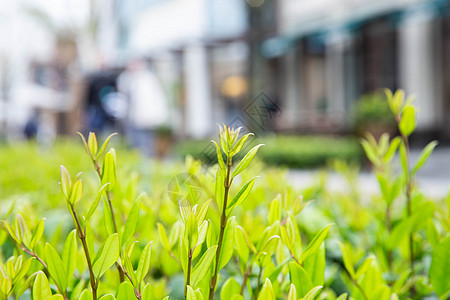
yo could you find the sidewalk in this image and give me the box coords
[287,147,450,199]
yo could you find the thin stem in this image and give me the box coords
[240,263,253,295]
[121,266,142,300]
[185,249,193,298]
[253,267,263,300]
[386,204,393,273]
[20,243,66,298]
[71,207,97,300]
[209,157,232,300]
[19,244,47,269]
[401,135,415,277]
[93,159,125,282]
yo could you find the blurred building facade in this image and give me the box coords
[2,0,450,141]
[117,0,450,139]
[275,0,450,138]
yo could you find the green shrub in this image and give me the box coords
[175,135,363,169]
[353,92,395,128]
[0,90,449,300]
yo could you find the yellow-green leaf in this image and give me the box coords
[231,144,264,178]
[88,132,98,157]
[92,233,120,278]
[101,151,116,191]
[136,241,153,285]
[33,271,52,300]
[44,243,67,292]
[191,245,217,287]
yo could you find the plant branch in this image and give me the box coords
[71,206,98,300]
[93,159,124,282]
[253,266,263,300]
[400,135,414,277]
[240,262,253,295]
[19,244,47,269]
[209,157,232,300]
[185,249,193,298]
[121,266,142,300]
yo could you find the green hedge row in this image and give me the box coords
[174,135,363,168]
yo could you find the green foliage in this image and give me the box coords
[0,97,449,300]
[176,135,363,169]
[353,91,396,128]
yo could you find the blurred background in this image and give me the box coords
[1,0,450,161]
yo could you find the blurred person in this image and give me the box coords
[24,108,40,140]
[117,59,169,157]
[84,69,121,133]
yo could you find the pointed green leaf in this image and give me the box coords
[399,105,416,137]
[361,140,379,166]
[383,137,401,163]
[117,281,135,299]
[230,133,253,157]
[88,132,98,157]
[97,133,118,159]
[86,184,109,222]
[336,293,348,300]
[79,289,93,300]
[303,286,323,300]
[257,278,275,300]
[186,285,196,300]
[412,140,438,175]
[102,151,116,191]
[289,262,313,298]
[13,257,32,284]
[77,132,90,157]
[142,283,153,300]
[259,235,280,256]
[232,144,264,178]
[191,245,218,287]
[220,277,241,300]
[33,271,52,300]
[1,220,20,244]
[236,226,256,253]
[338,242,355,279]
[16,271,38,298]
[60,165,71,199]
[122,250,137,285]
[299,224,332,263]
[215,168,225,211]
[195,199,211,226]
[29,219,45,250]
[92,233,120,278]
[44,243,68,292]
[227,177,257,212]
[304,243,325,286]
[62,229,77,282]
[212,141,226,170]
[121,197,141,246]
[136,241,153,285]
[268,197,280,224]
[287,284,297,300]
[68,179,83,206]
